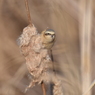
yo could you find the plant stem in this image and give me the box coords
[24,0,32,26]
[41,81,46,95]
[79,0,93,95]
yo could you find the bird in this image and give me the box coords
[41,29,56,50]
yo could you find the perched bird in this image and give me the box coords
[41,29,56,49]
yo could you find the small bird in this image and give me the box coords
[41,29,56,49]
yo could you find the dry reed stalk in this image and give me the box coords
[24,0,46,95]
[79,0,93,95]
[24,0,32,26]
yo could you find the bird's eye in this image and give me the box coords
[45,33,50,35]
[47,33,50,35]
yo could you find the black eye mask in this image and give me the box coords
[45,33,51,35]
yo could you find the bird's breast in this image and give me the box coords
[42,42,54,49]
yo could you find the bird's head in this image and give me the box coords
[42,29,55,43]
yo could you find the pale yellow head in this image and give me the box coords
[41,29,56,49]
[42,29,55,43]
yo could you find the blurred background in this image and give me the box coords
[0,0,95,95]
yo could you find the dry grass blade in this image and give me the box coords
[83,80,95,95]
[79,0,93,95]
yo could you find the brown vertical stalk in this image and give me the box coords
[24,0,32,26]
[79,0,93,95]
[24,0,46,95]
[41,82,46,95]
